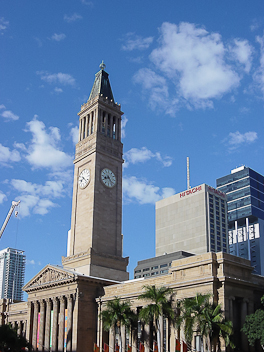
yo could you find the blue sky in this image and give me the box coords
[1,1,264,288]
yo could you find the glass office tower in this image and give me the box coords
[216,166,264,275]
[0,248,26,301]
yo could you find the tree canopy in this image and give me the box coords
[0,324,30,352]
[241,295,264,349]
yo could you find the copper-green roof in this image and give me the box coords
[88,61,114,102]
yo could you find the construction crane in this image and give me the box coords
[0,200,20,239]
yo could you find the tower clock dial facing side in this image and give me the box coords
[101,168,116,188]
[78,169,90,189]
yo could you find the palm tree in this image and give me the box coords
[176,293,211,347]
[100,297,137,352]
[138,285,175,352]
[200,303,234,352]
[176,293,234,352]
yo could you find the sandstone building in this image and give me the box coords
[1,64,264,352]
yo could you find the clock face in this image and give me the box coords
[78,169,90,189]
[101,168,116,188]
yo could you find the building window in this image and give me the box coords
[135,270,141,273]
[160,269,168,274]
[143,268,150,272]
[151,272,159,276]
[151,266,158,270]
[143,273,150,277]
[135,275,141,279]
[160,264,167,268]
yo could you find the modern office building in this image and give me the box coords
[155,184,228,257]
[217,166,264,275]
[134,251,193,279]
[0,248,26,301]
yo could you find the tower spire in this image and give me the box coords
[88,61,114,102]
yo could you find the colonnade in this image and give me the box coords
[97,312,175,352]
[27,294,74,352]
[79,107,121,142]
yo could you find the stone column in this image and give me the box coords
[109,327,115,352]
[118,118,122,141]
[32,301,39,351]
[52,298,59,352]
[85,115,88,138]
[159,316,163,352]
[39,299,46,351]
[66,295,73,352]
[229,296,235,322]
[17,320,22,336]
[44,299,52,351]
[58,296,65,352]
[105,114,108,136]
[109,115,113,138]
[144,324,150,352]
[241,298,249,348]
[120,325,126,352]
[26,301,33,343]
[79,119,81,142]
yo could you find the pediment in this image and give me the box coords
[23,264,77,292]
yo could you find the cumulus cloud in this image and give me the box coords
[0,191,7,204]
[229,39,253,73]
[0,143,21,165]
[64,13,82,23]
[124,147,172,168]
[37,71,76,87]
[51,33,66,41]
[25,117,73,170]
[134,22,254,114]
[227,131,257,150]
[70,126,79,144]
[54,87,63,93]
[0,105,19,121]
[150,22,240,106]
[10,179,64,217]
[121,116,128,139]
[253,34,264,96]
[133,68,178,114]
[123,176,175,204]
[0,17,9,34]
[122,33,154,51]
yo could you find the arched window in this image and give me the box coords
[91,112,94,134]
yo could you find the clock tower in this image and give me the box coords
[62,62,129,281]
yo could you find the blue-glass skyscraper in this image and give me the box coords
[216,166,264,275]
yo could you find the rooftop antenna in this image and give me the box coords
[187,157,191,190]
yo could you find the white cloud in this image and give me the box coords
[150,22,240,106]
[250,19,261,32]
[10,179,64,217]
[0,17,9,34]
[122,33,154,51]
[27,259,35,265]
[37,71,76,87]
[64,13,82,23]
[123,176,175,204]
[0,144,21,164]
[25,117,73,170]
[227,131,258,150]
[133,68,178,114]
[70,126,79,144]
[81,0,93,6]
[253,34,264,96]
[229,39,253,73]
[0,106,19,121]
[121,116,128,139]
[124,147,172,168]
[54,87,63,93]
[134,22,246,113]
[51,33,66,42]
[0,191,7,204]
[34,199,57,215]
